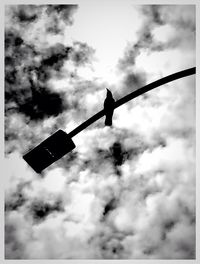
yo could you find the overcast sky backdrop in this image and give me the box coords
[4,3,196,259]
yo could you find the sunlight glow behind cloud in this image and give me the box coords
[65,1,142,84]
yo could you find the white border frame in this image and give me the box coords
[1,1,199,264]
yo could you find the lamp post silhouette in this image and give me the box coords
[23,67,196,173]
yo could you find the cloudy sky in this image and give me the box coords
[4,3,196,259]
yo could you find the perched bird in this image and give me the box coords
[104,88,115,126]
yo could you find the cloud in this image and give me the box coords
[5,4,97,156]
[4,4,195,259]
[5,32,69,122]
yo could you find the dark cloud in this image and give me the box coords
[5,5,96,158]
[162,220,176,236]
[5,29,94,124]
[5,31,36,67]
[5,223,24,259]
[29,199,63,223]
[82,143,126,176]
[101,238,124,259]
[78,130,148,178]
[5,71,67,122]
[55,151,78,170]
[80,148,113,174]
[141,5,164,25]
[18,85,66,120]
[41,44,72,70]
[122,71,147,93]
[117,44,140,71]
[46,5,78,24]
[102,198,118,218]
[13,5,39,24]
[5,31,24,49]
[158,5,195,31]
[9,5,78,36]
[109,142,126,176]
[5,192,26,212]
[44,5,78,34]
[96,230,126,259]
[110,142,125,166]
[70,41,95,66]
[5,33,71,122]
[143,246,157,256]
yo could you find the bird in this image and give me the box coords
[104,88,115,126]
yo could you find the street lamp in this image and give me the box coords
[23,67,196,173]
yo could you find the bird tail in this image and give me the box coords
[105,116,112,126]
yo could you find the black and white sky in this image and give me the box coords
[4,2,196,259]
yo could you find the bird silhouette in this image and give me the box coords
[104,88,115,126]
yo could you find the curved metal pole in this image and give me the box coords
[68,67,196,138]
